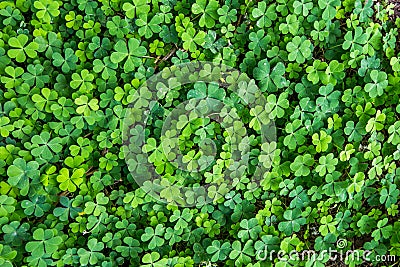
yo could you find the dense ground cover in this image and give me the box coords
[0,0,400,266]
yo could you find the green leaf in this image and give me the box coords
[293,0,313,16]
[278,208,306,235]
[316,153,338,176]
[348,172,365,194]
[192,0,219,28]
[136,14,162,39]
[52,48,78,73]
[253,59,289,92]
[290,154,314,176]
[0,195,16,217]
[229,240,254,266]
[122,0,150,19]
[286,36,313,63]
[364,70,387,98]
[31,131,63,161]
[206,240,231,262]
[7,34,38,62]
[7,158,39,196]
[181,28,206,52]
[34,0,60,23]
[312,130,332,153]
[251,1,277,28]
[380,184,399,208]
[25,228,63,258]
[77,238,105,265]
[318,0,340,20]
[141,224,165,250]
[110,38,147,72]
[56,168,85,192]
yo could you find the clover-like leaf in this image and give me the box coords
[192,0,219,28]
[110,38,147,72]
[25,228,63,258]
[364,70,387,98]
[278,208,306,235]
[253,59,289,92]
[56,168,85,192]
[7,34,39,62]
[7,158,39,196]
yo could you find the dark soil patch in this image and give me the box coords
[388,0,400,20]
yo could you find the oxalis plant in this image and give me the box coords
[0,0,400,267]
